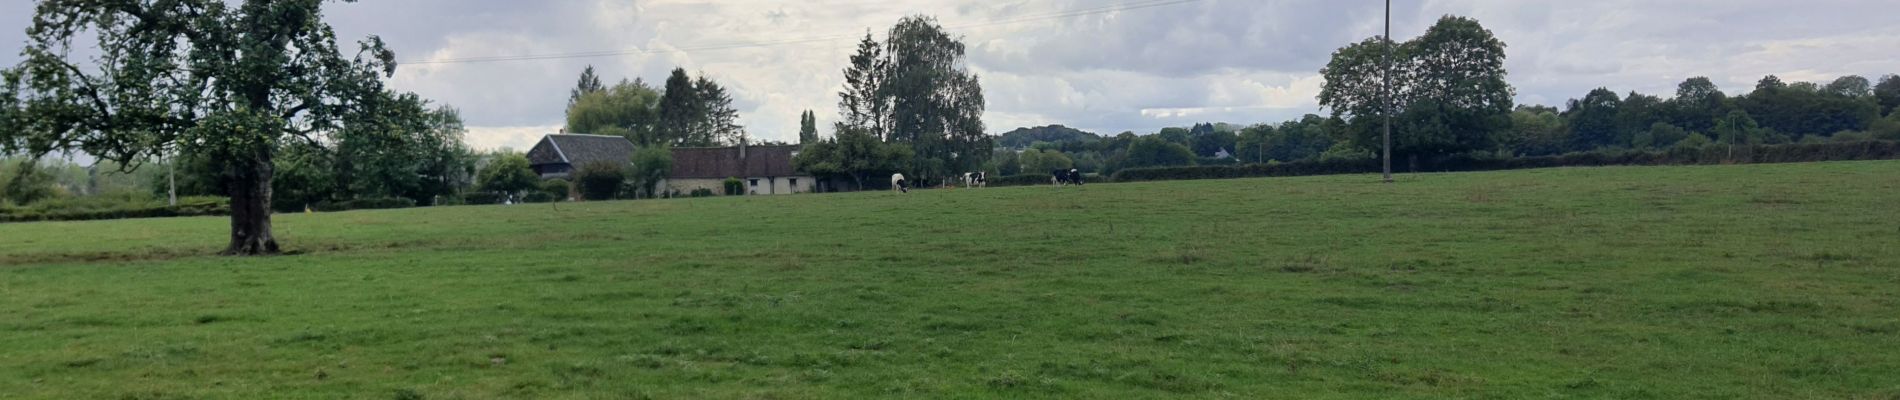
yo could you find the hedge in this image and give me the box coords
[0,196,229,223]
[987,174,1055,187]
[312,197,417,212]
[1111,140,1900,183]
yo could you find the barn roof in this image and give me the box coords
[670,145,803,179]
[527,134,635,168]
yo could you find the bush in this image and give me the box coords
[689,188,716,198]
[2,160,62,206]
[0,195,228,223]
[312,197,416,212]
[574,162,625,201]
[723,177,745,196]
[464,192,503,205]
[539,179,572,202]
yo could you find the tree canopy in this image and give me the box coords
[836,16,989,179]
[1320,15,1513,159]
[566,78,662,144]
[656,68,744,147]
[1,0,407,254]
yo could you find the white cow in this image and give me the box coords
[891,173,909,193]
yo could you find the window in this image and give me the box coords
[749,179,758,186]
[789,178,798,186]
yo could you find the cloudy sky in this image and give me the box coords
[4,0,1898,151]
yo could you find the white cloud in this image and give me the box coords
[466,125,563,152]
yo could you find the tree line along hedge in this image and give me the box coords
[0,196,230,223]
[1109,140,1900,183]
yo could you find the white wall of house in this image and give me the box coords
[660,176,814,196]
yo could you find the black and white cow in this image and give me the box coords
[1052,169,1084,186]
[891,173,909,193]
[963,171,987,188]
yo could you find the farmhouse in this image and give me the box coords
[664,142,814,195]
[525,133,635,179]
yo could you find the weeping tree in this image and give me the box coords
[0,0,398,255]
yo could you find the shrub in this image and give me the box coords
[478,153,538,195]
[1674,133,1714,151]
[464,192,503,205]
[539,179,572,201]
[987,174,1057,187]
[723,177,745,196]
[574,162,626,201]
[2,160,62,206]
[313,197,416,212]
[689,188,716,198]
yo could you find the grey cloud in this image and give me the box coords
[3,0,1899,150]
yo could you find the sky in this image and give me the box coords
[3,0,1898,151]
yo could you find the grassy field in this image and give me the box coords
[3,162,1898,399]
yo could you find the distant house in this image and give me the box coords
[663,142,813,195]
[525,134,635,179]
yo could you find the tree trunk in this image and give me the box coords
[224,151,280,256]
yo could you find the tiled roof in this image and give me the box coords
[669,145,802,179]
[527,134,635,168]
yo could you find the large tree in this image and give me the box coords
[331,92,473,205]
[654,68,743,147]
[1564,88,1623,150]
[1670,77,1727,134]
[836,16,989,181]
[838,33,889,140]
[1615,91,1668,146]
[691,75,743,146]
[567,79,662,144]
[1875,75,1900,117]
[1823,75,1873,98]
[1320,15,1512,160]
[2,0,400,254]
[1742,75,1879,138]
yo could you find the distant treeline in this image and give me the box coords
[977,15,1900,182]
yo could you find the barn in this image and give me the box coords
[525,134,635,179]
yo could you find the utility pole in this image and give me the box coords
[167,151,177,206]
[1382,0,1393,184]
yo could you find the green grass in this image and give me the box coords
[3,162,1899,399]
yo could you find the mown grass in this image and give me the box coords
[2,161,1899,399]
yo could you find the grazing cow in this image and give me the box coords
[963,171,987,188]
[1051,169,1084,186]
[891,173,909,193]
